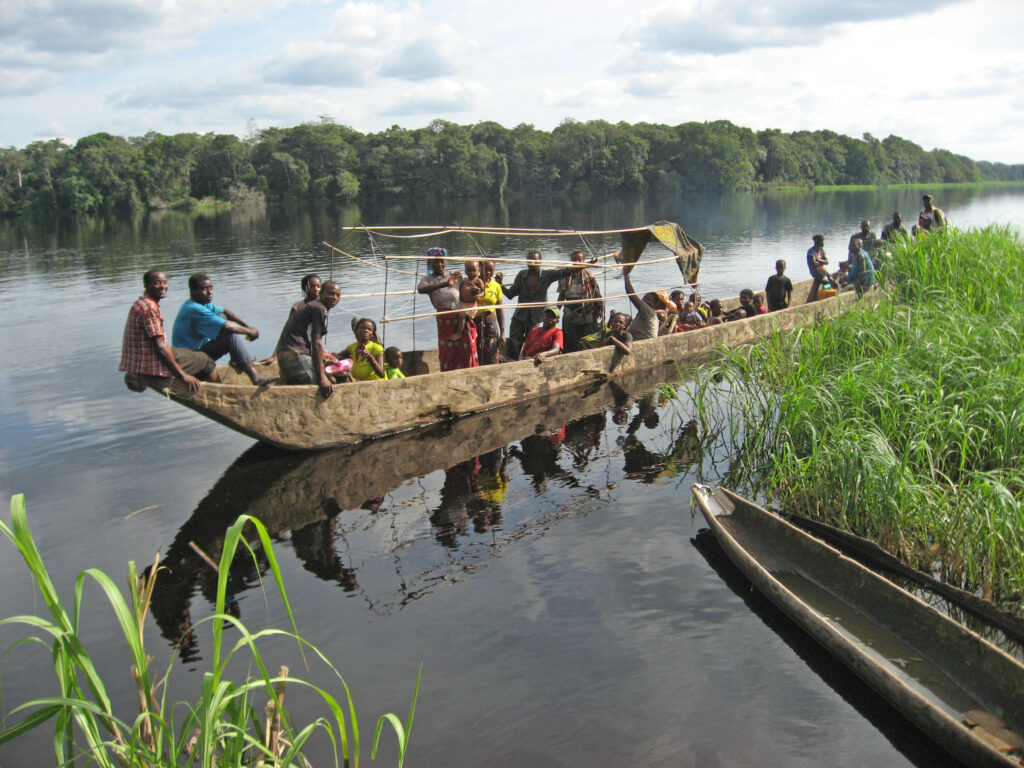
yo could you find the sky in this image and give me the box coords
[2,0,1023,164]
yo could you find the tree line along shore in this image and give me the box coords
[2,118,1023,219]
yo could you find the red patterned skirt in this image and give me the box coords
[437,314,479,371]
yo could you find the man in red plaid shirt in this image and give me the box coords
[119,270,215,393]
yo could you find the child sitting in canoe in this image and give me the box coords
[577,311,632,353]
[449,260,486,342]
[384,346,405,379]
[338,318,385,380]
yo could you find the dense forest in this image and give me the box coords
[1,118,1022,219]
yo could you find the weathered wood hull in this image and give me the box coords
[154,278,861,450]
[692,485,1024,768]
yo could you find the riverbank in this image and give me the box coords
[684,226,1024,611]
[765,180,1024,193]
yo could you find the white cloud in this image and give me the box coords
[626,0,965,55]
[381,79,482,116]
[262,42,373,87]
[543,80,625,110]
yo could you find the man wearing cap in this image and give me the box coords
[917,194,947,234]
[120,270,217,394]
[806,234,829,301]
[519,306,564,364]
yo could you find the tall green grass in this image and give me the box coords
[0,493,420,767]
[683,226,1024,608]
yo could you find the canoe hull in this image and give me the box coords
[154,278,859,450]
[692,485,1024,768]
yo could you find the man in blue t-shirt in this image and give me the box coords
[172,273,268,385]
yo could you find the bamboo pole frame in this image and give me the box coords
[384,291,639,323]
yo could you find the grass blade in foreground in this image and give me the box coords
[0,493,421,767]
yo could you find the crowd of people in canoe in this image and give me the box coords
[119,195,944,398]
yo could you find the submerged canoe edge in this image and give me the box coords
[691,484,1024,768]
[147,278,859,450]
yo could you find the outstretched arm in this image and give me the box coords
[622,265,643,311]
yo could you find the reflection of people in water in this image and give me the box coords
[148,477,359,660]
[146,529,268,663]
[430,456,481,547]
[472,448,510,533]
[616,392,702,483]
[509,425,578,493]
[563,412,606,471]
[290,516,359,592]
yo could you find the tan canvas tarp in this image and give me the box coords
[616,221,704,285]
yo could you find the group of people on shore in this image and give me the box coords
[805,193,944,301]
[120,194,943,394]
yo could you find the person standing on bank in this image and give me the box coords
[557,249,603,353]
[806,234,829,301]
[273,280,340,398]
[881,212,909,242]
[172,272,268,385]
[120,270,215,393]
[849,220,877,254]
[916,194,947,234]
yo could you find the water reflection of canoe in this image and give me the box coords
[152,277,857,450]
[149,364,689,658]
[691,485,1024,768]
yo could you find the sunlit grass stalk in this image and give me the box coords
[1,494,420,767]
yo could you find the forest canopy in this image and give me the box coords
[1,118,1021,218]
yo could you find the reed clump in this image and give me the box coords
[684,226,1024,609]
[0,493,419,767]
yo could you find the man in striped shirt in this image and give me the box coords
[119,270,214,393]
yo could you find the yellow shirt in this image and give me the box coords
[478,279,503,314]
[344,341,385,381]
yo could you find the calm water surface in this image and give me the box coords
[1,188,1020,766]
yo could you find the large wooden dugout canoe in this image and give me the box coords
[141,277,864,450]
[691,485,1024,768]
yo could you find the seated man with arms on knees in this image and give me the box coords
[520,306,564,365]
[172,272,269,386]
[120,269,216,394]
[273,280,340,398]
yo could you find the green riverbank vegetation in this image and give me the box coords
[684,226,1024,610]
[2,118,1023,219]
[0,494,419,767]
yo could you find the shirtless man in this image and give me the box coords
[916,194,947,234]
[881,212,909,242]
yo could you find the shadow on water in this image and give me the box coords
[148,361,706,662]
[691,529,967,768]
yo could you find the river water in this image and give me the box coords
[1,187,1021,766]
